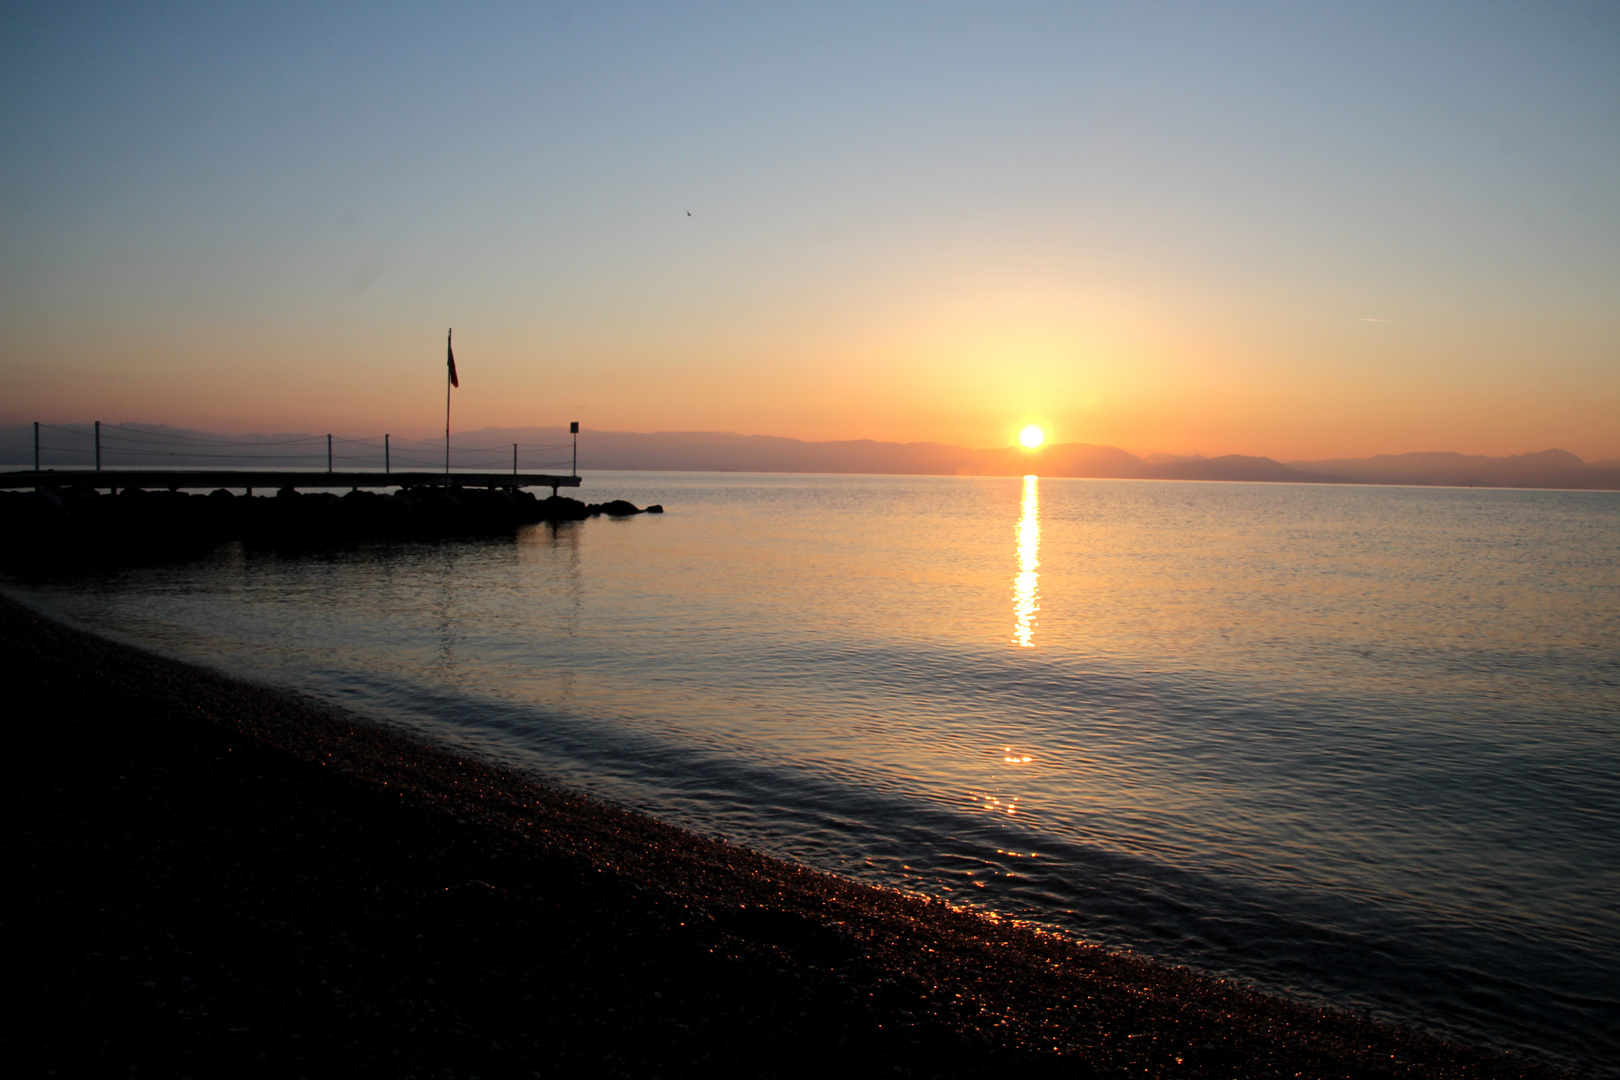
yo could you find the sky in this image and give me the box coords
[2,1,1617,460]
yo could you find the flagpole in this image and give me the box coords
[445,328,452,481]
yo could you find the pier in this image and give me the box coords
[1,422,655,569]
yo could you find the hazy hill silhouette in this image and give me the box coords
[1289,448,1620,490]
[3,423,1616,489]
[416,428,1620,489]
[1142,455,1346,483]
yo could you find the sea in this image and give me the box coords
[7,473,1617,1072]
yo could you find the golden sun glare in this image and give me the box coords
[1019,425,1045,449]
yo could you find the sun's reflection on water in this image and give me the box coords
[1012,474,1040,647]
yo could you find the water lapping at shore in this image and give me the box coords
[6,473,1617,1073]
[149,643,1620,1070]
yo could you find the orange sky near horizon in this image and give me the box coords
[3,5,1617,462]
[10,275,1614,461]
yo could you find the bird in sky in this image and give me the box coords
[686,211,691,216]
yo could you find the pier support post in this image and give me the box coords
[327,434,333,474]
[385,434,390,474]
[33,422,38,472]
[95,420,101,472]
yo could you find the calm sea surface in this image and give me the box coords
[8,474,1618,1071]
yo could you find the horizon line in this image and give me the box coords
[3,419,1615,467]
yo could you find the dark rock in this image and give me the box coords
[0,483,664,570]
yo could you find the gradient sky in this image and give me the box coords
[3,2,1617,459]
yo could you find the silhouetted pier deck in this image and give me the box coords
[0,469,582,494]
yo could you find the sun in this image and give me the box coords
[1019,425,1045,449]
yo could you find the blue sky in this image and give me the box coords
[3,2,1617,457]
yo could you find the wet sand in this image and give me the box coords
[0,594,1572,1078]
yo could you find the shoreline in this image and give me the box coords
[0,594,1575,1078]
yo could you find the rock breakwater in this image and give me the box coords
[0,485,663,568]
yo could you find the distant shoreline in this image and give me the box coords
[4,422,1618,491]
[5,462,1620,492]
[1,593,1571,1078]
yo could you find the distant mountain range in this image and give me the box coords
[1282,448,1620,490]
[460,428,1620,489]
[4,423,1617,490]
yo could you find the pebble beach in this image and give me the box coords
[0,594,1575,1079]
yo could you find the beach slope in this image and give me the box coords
[0,596,1569,1078]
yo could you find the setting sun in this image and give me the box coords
[1019,426,1045,449]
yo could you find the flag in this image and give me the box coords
[447,331,459,388]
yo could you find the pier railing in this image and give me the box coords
[7,423,583,493]
[20,422,576,476]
